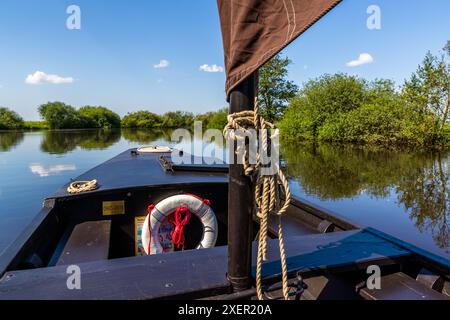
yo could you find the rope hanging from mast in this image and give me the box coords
[224,98,291,300]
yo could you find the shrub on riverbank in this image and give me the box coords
[78,106,121,129]
[161,111,195,128]
[39,102,89,129]
[122,110,196,128]
[122,109,226,129]
[121,111,163,128]
[0,107,24,130]
[38,102,121,129]
[280,43,449,146]
[195,108,228,129]
[279,74,446,145]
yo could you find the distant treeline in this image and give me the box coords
[0,103,228,131]
[121,108,228,129]
[3,41,448,147]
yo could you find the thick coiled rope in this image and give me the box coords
[223,98,291,300]
[67,180,98,194]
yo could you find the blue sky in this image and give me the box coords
[0,0,449,120]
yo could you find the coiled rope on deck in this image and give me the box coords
[67,180,98,194]
[223,99,291,300]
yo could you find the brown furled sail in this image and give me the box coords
[217,0,342,96]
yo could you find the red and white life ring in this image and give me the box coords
[142,194,218,255]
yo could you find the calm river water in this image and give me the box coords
[0,129,449,260]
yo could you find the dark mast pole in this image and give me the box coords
[227,71,257,292]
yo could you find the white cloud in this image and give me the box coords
[199,64,224,73]
[25,71,74,85]
[30,164,76,177]
[346,53,374,67]
[154,59,170,69]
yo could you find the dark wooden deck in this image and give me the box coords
[358,272,449,300]
[0,230,412,300]
[50,149,228,199]
[252,229,411,279]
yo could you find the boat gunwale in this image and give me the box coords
[289,197,450,273]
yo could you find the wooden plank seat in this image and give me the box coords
[357,272,449,300]
[56,221,111,266]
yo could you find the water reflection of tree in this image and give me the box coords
[40,129,121,154]
[281,142,423,199]
[396,153,450,249]
[121,128,172,144]
[281,141,449,249]
[0,132,24,152]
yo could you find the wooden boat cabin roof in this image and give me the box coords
[50,149,228,199]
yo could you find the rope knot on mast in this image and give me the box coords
[224,98,291,300]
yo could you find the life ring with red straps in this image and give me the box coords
[142,194,218,255]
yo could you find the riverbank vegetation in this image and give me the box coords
[38,102,121,129]
[121,109,228,129]
[194,108,228,129]
[23,121,50,130]
[1,104,227,131]
[0,108,24,130]
[121,110,195,129]
[280,42,450,146]
[2,42,448,147]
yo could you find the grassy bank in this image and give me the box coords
[23,121,50,130]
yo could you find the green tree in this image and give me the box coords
[278,73,438,145]
[78,106,121,128]
[403,42,450,135]
[318,80,409,144]
[258,54,298,122]
[279,74,366,139]
[195,108,228,129]
[161,111,194,128]
[0,107,24,130]
[121,111,163,128]
[206,108,228,129]
[38,102,88,129]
